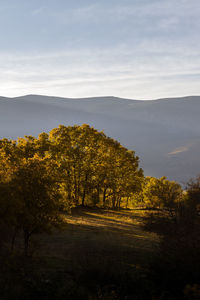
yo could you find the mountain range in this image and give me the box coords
[0,94,199,184]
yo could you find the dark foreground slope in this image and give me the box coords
[0,208,159,300]
[0,94,200,182]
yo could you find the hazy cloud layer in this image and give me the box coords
[0,0,199,98]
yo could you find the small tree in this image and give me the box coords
[186,175,200,214]
[144,176,200,299]
[9,156,64,256]
[143,176,182,212]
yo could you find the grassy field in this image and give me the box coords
[3,208,160,299]
[3,206,200,299]
[29,207,159,298]
[38,207,159,266]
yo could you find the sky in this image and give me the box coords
[0,0,200,99]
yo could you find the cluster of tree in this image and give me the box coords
[131,175,200,298]
[48,124,143,208]
[133,176,183,213]
[0,124,143,254]
[144,176,200,299]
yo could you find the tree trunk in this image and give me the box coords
[77,172,81,205]
[103,188,107,207]
[126,197,129,209]
[82,189,86,206]
[118,197,121,210]
[112,194,116,209]
[82,173,88,206]
[67,170,72,204]
[96,186,100,205]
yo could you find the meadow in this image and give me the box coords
[39,207,159,270]
[1,207,159,300]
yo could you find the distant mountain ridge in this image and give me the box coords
[0,94,200,183]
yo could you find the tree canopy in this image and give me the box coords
[0,124,144,254]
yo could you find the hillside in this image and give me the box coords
[0,94,200,183]
[0,207,159,299]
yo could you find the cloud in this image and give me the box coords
[168,146,190,156]
[0,42,200,99]
[51,0,200,22]
[0,1,200,98]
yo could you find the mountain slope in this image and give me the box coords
[0,94,199,183]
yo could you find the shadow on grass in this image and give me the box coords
[0,207,159,300]
[69,207,149,231]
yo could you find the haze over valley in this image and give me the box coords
[0,94,199,183]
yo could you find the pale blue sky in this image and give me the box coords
[0,0,200,99]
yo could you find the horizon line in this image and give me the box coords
[0,93,200,102]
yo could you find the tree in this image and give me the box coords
[0,136,64,256]
[142,176,182,212]
[49,124,143,208]
[144,176,200,299]
[186,175,200,214]
[9,156,64,256]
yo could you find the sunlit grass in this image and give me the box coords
[36,208,159,268]
[2,207,160,299]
